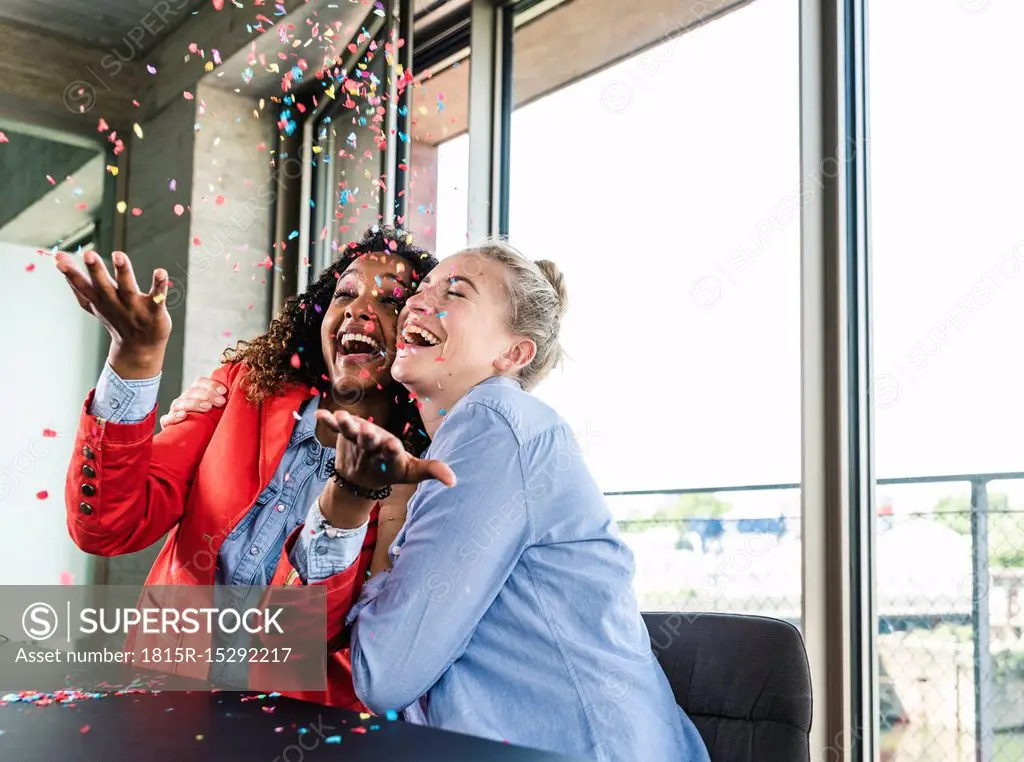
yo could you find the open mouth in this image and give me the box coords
[400,323,443,349]
[335,331,385,365]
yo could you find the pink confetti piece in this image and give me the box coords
[97,119,109,132]
[0,131,8,143]
[46,175,56,185]
[25,263,35,272]
[174,204,185,216]
[59,571,74,586]
[36,491,49,500]
[131,208,143,217]
[146,65,157,74]
[215,194,225,206]
[80,725,90,734]
[213,0,224,8]
[42,429,57,438]
[290,354,301,369]
[184,91,194,101]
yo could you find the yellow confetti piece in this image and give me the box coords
[205,61,215,72]
[195,735,204,741]
[116,201,127,214]
[106,165,119,176]
[324,85,336,99]
[152,292,166,304]
[312,145,322,154]
[359,712,371,720]
[133,123,143,139]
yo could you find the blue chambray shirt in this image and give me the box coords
[345,376,710,762]
[90,363,367,585]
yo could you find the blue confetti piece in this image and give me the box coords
[269,692,281,697]
[298,728,309,735]
[325,735,342,744]
[375,275,382,286]
[385,710,398,721]
[288,230,299,240]
[291,65,303,83]
[436,311,447,318]
[439,409,447,415]
[398,131,409,143]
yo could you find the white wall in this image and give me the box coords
[0,242,104,585]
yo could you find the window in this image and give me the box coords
[869,2,1024,759]
[507,0,802,618]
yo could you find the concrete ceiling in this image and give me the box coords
[0,0,205,52]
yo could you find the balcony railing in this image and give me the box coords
[607,471,1024,762]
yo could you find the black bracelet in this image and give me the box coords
[325,462,392,501]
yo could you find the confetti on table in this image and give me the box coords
[169,179,177,191]
[36,491,49,500]
[351,727,367,734]
[59,571,74,585]
[358,712,371,720]
[133,123,144,139]
[25,263,35,272]
[195,735,204,741]
[174,204,185,216]
[385,710,398,721]
[0,132,8,143]
[290,353,301,369]
[215,194,225,206]
[80,725,90,734]
[146,65,157,74]
[325,735,342,744]
[116,201,127,214]
[261,705,275,713]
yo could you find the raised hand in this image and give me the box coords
[160,376,228,429]
[55,249,171,379]
[316,410,456,491]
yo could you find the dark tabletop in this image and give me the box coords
[0,690,587,761]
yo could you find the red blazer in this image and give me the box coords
[65,361,374,709]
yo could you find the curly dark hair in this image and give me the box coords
[223,225,438,456]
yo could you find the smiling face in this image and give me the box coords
[393,252,535,402]
[319,252,412,401]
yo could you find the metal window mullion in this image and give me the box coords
[467,0,510,241]
[800,0,873,760]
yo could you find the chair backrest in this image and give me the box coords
[643,612,812,762]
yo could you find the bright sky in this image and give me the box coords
[434,0,1024,514]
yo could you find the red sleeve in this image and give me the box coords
[65,363,238,557]
[267,505,380,653]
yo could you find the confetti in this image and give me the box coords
[133,123,144,139]
[42,429,57,438]
[215,194,225,206]
[80,725,90,734]
[174,204,185,216]
[385,710,399,721]
[0,131,8,143]
[195,735,204,741]
[25,263,35,272]
[325,735,342,744]
[59,571,74,585]
[213,0,224,9]
[36,491,49,500]
[131,208,143,217]
[146,65,157,74]
[116,201,127,214]
[290,354,301,369]
[261,706,276,714]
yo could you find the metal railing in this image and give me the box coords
[608,471,1024,762]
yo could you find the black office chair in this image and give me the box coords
[643,612,812,762]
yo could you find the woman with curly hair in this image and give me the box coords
[55,226,437,708]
